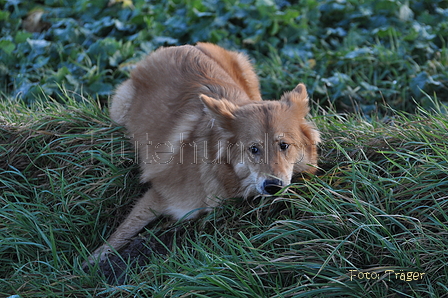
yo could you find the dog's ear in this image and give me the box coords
[286,83,321,145]
[281,83,310,117]
[285,84,321,174]
[292,83,307,95]
[200,94,237,121]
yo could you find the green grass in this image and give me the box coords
[1,0,448,296]
[1,93,447,297]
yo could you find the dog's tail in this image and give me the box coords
[195,42,262,101]
[109,80,135,125]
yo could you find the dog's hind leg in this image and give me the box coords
[83,188,164,267]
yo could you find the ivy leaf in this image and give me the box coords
[0,39,15,54]
[0,10,10,21]
[411,72,441,96]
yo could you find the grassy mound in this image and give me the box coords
[1,94,447,297]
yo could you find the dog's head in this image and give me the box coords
[201,83,320,196]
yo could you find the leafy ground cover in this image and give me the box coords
[1,0,447,112]
[1,0,448,297]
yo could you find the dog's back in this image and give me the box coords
[195,42,262,101]
[110,43,261,126]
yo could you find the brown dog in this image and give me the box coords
[86,43,320,265]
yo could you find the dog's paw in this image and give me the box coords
[81,245,113,270]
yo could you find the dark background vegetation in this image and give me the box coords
[1,0,447,113]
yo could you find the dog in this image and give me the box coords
[86,42,320,265]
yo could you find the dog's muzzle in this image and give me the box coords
[262,178,283,195]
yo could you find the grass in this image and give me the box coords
[1,92,447,297]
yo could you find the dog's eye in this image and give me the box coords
[249,145,260,155]
[279,142,289,151]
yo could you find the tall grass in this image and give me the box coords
[1,92,447,297]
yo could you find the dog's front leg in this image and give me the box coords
[83,188,164,268]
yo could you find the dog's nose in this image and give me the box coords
[262,179,283,195]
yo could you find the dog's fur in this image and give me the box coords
[87,43,320,264]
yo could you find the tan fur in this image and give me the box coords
[85,43,320,266]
